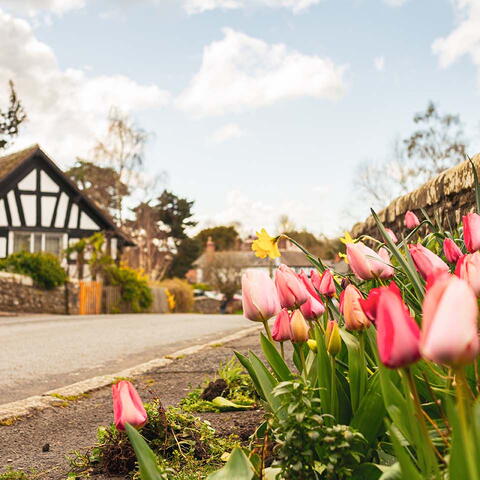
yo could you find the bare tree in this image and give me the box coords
[93,108,149,224]
[0,81,27,150]
[277,214,296,234]
[203,252,243,301]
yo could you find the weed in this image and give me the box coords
[0,416,18,426]
[111,377,133,384]
[0,469,35,480]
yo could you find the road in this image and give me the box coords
[0,313,252,405]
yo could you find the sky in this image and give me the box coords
[0,0,479,237]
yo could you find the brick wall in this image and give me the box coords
[0,275,79,314]
[351,153,480,239]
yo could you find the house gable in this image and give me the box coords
[0,145,134,249]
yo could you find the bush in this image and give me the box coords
[158,278,194,312]
[105,265,153,313]
[0,251,68,290]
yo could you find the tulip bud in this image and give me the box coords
[343,285,371,331]
[275,264,309,309]
[376,288,421,368]
[290,310,310,343]
[307,339,318,353]
[455,252,480,297]
[386,228,398,243]
[346,242,393,281]
[310,269,322,292]
[443,238,463,263]
[112,381,148,431]
[300,294,325,320]
[408,244,449,280]
[359,282,401,323]
[404,211,420,229]
[421,275,479,367]
[325,320,342,357]
[272,309,292,342]
[242,270,281,322]
[319,269,336,297]
[463,213,480,253]
[378,247,394,279]
[298,270,321,301]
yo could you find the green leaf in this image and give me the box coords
[388,424,423,480]
[211,396,254,411]
[260,333,293,381]
[350,372,386,444]
[314,325,333,413]
[340,329,367,414]
[234,351,264,401]
[353,463,383,480]
[248,351,282,416]
[378,463,402,480]
[125,423,168,480]
[207,448,255,480]
[469,155,480,215]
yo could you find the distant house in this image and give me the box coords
[193,237,346,284]
[0,145,134,276]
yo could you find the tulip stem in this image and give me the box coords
[262,319,273,342]
[330,356,338,420]
[299,346,307,376]
[280,341,285,359]
[454,368,479,480]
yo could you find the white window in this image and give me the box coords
[12,232,64,257]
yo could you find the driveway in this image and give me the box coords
[0,313,252,404]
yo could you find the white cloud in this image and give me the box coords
[432,0,480,84]
[0,0,85,15]
[209,123,244,143]
[0,9,170,164]
[383,0,409,6]
[373,56,385,71]
[184,0,320,14]
[176,28,347,117]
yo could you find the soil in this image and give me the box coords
[0,331,268,480]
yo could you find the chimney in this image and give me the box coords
[206,236,215,253]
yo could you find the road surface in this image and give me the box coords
[0,313,252,404]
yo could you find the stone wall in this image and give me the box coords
[351,153,480,239]
[0,274,79,314]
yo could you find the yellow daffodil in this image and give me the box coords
[252,228,281,259]
[340,231,356,245]
[338,252,349,264]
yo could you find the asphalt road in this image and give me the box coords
[0,313,252,405]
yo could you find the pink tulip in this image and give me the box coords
[359,282,402,323]
[290,310,310,343]
[455,252,480,297]
[298,270,321,301]
[112,381,148,431]
[272,309,292,342]
[275,264,308,309]
[319,269,336,297]
[310,269,322,292]
[463,213,480,253]
[386,228,398,243]
[346,242,393,281]
[339,289,346,314]
[376,288,421,369]
[300,294,325,320]
[378,247,395,279]
[421,275,479,367]
[404,211,420,229]
[443,238,462,263]
[343,284,371,331]
[408,244,449,280]
[242,270,281,322]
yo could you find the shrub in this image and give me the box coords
[158,278,194,312]
[0,251,67,290]
[105,265,153,313]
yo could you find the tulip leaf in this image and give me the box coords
[388,424,423,480]
[378,463,402,480]
[207,448,255,480]
[314,325,333,414]
[469,155,480,215]
[260,333,293,381]
[234,351,265,401]
[350,372,386,444]
[125,423,169,480]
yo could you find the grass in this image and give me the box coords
[0,469,35,480]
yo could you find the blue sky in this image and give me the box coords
[0,0,479,236]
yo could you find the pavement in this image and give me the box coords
[0,313,252,405]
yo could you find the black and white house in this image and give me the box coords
[0,145,134,275]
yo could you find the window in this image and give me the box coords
[13,233,31,253]
[45,234,62,256]
[12,232,64,257]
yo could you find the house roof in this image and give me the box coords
[0,145,135,246]
[194,249,348,273]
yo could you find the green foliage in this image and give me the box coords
[0,251,67,289]
[105,265,153,312]
[0,469,32,480]
[180,358,257,413]
[168,237,202,279]
[70,400,239,479]
[195,226,239,251]
[285,230,343,260]
[157,278,194,312]
[271,378,368,480]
